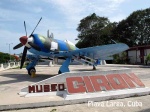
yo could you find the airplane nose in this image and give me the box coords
[20,36,27,45]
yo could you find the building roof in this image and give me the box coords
[127,45,150,51]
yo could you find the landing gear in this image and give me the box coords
[28,67,36,77]
[93,65,96,70]
[58,70,61,74]
[58,57,71,74]
[26,55,39,77]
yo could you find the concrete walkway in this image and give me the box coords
[0,65,150,112]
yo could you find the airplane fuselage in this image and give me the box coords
[31,34,78,53]
[27,34,78,57]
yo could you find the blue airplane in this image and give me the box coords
[13,17,129,76]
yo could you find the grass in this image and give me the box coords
[50,109,57,112]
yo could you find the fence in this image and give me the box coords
[0,62,20,71]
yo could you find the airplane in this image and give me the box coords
[13,17,129,76]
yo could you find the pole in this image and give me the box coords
[9,44,11,61]
[6,43,13,62]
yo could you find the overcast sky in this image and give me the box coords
[0,0,150,54]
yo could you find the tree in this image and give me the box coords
[0,52,16,63]
[113,52,127,64]
[13,55,20,61]
[76,13,115,48]
[112,8,150,47]
[76,8,150,48]
[145,53,150,65]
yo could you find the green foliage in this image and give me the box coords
[50,109,57,112]
[112,8,150,47]
[0,52,15,63]
[145,53,150,65]
[76,13,116,48]
[76,8,150,48]
[113,52,127,64]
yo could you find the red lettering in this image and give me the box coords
[106,74,129,89]
[66,77,86,94]
[58,84,65,91]
[44,85,50,92]
[90,75,112,91]
[83,76,94,92]
[36,85,43,92]
[51,84,57,91]
[28,73,145,94]
[28,85,35,93]
[121,73,145,88]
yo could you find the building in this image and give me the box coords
[127,45,150,64]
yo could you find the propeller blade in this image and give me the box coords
[20,46,28,69]
[13,43,23,49]
[28,42,41,51]
[30,17,42,36]
[24,21,27,36]
[47,30,50,38]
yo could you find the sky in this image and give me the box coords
[0,0,150,55]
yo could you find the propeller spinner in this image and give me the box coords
[20,36,28,45]
[13,17,42,69]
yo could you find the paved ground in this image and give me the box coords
[0,64,150,112]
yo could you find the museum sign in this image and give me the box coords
[28,73,145,94]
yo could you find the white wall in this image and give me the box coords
[128,50,140,64]
[128,49,150,64]
[145,49,150,55]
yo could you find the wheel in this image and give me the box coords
[28,67,36,76]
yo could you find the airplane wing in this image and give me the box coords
[52,43,129,60]
[27,43,128,66]
[72,43,129,59]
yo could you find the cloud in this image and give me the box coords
[0,29,21,41]
[109,14,126,22]
[0,0,128,54]
[46,0,126,26]
[0,7,33,22]
[53,31,78,44]
[0,8,17,21]
[0,29,23,54]
[32,7,43,13]
[13,0,37,4]
[40,0,127,42]
[51,0,125,15]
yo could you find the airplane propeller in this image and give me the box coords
[20,46,28,69]
[24,21,27,36]
[13,43,23,49]
[30,17,42,36]
[13,17,42,69]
